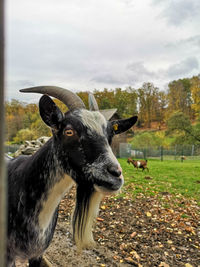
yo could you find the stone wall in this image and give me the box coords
[14,136,50,157]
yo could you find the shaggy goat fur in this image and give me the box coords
[7,89,137,267]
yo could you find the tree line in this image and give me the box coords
[5,74,200,143]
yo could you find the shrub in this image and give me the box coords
[13,129,37,144]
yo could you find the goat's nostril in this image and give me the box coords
[107,166,122,177]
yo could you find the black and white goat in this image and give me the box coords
[6,86,137,267]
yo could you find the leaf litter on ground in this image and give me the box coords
[57,185,200,266]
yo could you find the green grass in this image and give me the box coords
[119,158,200,205]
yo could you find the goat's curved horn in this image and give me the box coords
[88,93,99,111]
[20,86,86,110]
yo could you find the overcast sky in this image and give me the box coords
[6,0,200,102]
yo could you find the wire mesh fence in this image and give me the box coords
[119,143,200,160]
[5,143,200,161]
[5,144,20,154]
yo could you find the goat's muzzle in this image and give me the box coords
[93,164,124,194]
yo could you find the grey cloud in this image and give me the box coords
[5,79,38,102]
[126,61,158,82]
[166,35,200,49]
[167,57,199,77]
[91,73,123,85]
[14,80,35,88]
[126,59,199,86]
[92,62,158,86]
[184,35,200,47]
[152,0,200,25]
[6,0,200,100]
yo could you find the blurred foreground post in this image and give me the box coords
[0,0,6,266]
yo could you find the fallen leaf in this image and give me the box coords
[185,264,193,267]
[119,243,127,250]
[130,250,140,260]
[159,262,170,267]
[146,212,152,217]
[130,232,137,238]
[185,226,195,235]
[96,217,104,222]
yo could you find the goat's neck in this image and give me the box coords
[23,139,74,231]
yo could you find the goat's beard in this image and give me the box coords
[72,182,103,251]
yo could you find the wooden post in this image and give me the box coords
[0,0,6,265]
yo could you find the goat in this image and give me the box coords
[180,155,186,162]
[6,86,138,267]
[127,158,149,172]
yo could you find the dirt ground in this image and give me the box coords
[16,185,200,267]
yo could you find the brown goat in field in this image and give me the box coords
[127,158,149,172]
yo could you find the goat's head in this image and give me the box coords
[127,158,132,164]
[20,86,137,249]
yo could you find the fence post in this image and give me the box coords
[160,146,163,161]
[191,145,194,158]
[0,0,6,265]
[174,145,177,160]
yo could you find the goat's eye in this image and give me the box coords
[65,129,74,136]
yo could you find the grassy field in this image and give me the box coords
[119,158,200,205]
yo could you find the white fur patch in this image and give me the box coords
[39,174,74,232]
[79,110,107,136]
[137,161,141,167]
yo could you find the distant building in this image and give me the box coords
[100,108,128,157]
[100,108,120,121]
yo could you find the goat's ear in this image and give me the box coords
[111,116,138,135]
[39,95,64,130]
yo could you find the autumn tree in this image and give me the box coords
[5,75,200,144]
[130,132,163,149]
[125,87,138,117]
[166,111,200,143]
[167,78,193,119]
[114,87,137,118]
[23,103,38,129]
[5,100,26,141]
[153,90,168,129]
[137,82,160,128]
[5,100,51,142]
[13,128,37,144]
[77,91,90,109]
[190,75,200,119]
[93,88,137,118]
[94,88,115,110]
